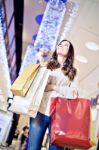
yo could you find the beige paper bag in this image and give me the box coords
[10,64,39,96]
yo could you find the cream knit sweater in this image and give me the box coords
[39,68,78,116]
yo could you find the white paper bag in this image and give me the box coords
[9,67,50,118]
[0,90,8,112]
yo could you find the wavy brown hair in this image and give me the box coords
[47,39,77,81]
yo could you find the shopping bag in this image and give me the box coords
[50,97,91,149]
[0,91,8,112]
[9,67,50,118]
[10,64,39,96]
[90,110,96,146]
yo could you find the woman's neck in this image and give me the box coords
[57,55,66,68]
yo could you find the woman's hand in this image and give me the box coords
[45,84,56,92]
[40,62,48,67]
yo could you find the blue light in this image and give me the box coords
[44,0,49,2]
[44,0,67,3]
[61,0,67,3]
[42,54,48,58]
[32,34,37,41]
[35,14,43,25]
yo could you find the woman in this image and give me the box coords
[28,39,78,150]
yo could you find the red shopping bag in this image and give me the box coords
[50,97,91,149]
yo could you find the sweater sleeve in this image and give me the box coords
[55,77,79,99]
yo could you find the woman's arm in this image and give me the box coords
[45,78,79,98]
[54,80,78,98]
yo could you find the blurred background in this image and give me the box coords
[0,0,99,149]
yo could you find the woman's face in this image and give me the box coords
[56,41,70,57]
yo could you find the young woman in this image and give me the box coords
[28,39,78,150]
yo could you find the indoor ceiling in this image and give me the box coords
[23,0,99,98]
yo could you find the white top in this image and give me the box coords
[39,68,78,116]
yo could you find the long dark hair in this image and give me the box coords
[47,39,77,81]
